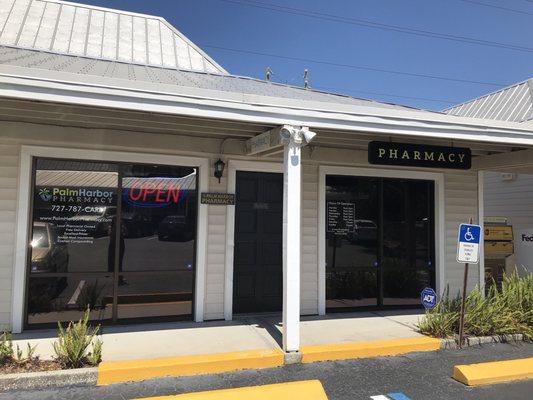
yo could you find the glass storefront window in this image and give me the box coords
[325,175,435,311]
[118,165,197,319]
[26,158,197,327]
[325,176,379,308]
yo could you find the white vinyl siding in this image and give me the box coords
[443,170,480,294]
[301,164,318,315]
[484,170,533,274]
[484,171,533,227]
[203,164,227,320]
[0,143,19,330]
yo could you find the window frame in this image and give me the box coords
[12,146,209,333]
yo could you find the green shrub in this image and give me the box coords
[87,338,103,366]
[14,343,37,364]
[53,308,103,368]
[417,286,460,338]
[417,272,533,340]
[0,332,13,364]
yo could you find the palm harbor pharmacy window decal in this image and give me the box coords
[368,141,471,170]
[34,185,116,245]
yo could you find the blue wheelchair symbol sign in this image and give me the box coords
[458,224,481,245]
[421,287,438,309]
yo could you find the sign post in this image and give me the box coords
[456,219,481,348]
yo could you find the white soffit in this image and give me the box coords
[0,0,227,74]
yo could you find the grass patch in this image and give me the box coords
[417,271,533,340]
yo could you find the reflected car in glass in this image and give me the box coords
[30,222,69,273]
[349,219,378,243]
[158,215,194,242]
[121,212,154,238]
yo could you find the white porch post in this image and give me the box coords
[280,126,316,353]
[282,138,301,352]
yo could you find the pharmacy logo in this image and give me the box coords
[38,188,52,201]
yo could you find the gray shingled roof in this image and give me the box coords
[0,0,226,74]
[0,45,417,111]
[444,79,533,123]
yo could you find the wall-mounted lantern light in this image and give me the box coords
[214,158,225,183]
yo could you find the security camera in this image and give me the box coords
[301,129,317,144]
[279,125,293,141]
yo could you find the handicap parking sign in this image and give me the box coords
[456,223,481,264]
[421,287,437,310]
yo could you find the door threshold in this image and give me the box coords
[233,312,282,318]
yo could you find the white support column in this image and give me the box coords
[282,138,301,353]
[279,125,316,354]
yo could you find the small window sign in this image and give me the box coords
[326,201,355,235]
[201,193,235,205]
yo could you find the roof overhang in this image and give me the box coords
[1,66,533,148]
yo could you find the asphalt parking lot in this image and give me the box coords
[1,342,532,400]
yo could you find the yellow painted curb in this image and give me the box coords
[133,380,328,400]
[97,348,284,386]
[300,336,441,363]
[453,357,533,386]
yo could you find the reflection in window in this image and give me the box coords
[31,159,118,275]
[120,167,196,272]
[118,165,197,319]
[27,276,114,325]
[325,175,435,310]
[325,176,379,309]
[27,159,197,326]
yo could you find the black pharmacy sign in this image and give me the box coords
[201,193,235,205]
[368,141,471,170]
[327,201,355,235]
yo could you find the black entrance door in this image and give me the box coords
[325,175,435,311]
[233,171,283,313]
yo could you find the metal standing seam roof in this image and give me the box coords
[3,0,532,135]
[0,45,418,111]
[0,0,226,74]
[444,79,533,123]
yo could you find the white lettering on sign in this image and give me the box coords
[423,294,435,303]
[457,224,481,264]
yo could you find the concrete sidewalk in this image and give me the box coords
[11,310,424,361]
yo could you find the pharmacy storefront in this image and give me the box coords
[20,144,450,332]
[4,109,533,355]
[2,0,533,354]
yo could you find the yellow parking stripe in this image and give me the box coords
[134,380,328,400]
[300,337,441,363]
[97,349,284,386]
[453,357,533,386]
